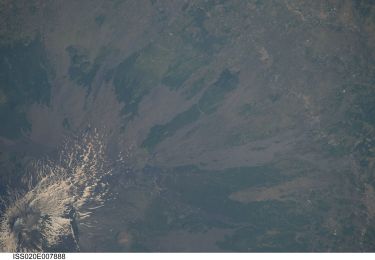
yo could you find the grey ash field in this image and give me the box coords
[1,0,375,252]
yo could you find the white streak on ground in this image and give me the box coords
[0,129,114,252]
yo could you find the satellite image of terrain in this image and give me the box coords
[1,0,375,252]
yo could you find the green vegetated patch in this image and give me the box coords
[95,15,106,26]
[0,38,51,139]
[225,128,277,147]
[113,37,209,101]
[198,69,239,114]
[112,43,175,118]
[112,33,213,118]
[141,69,239,150]
[62,117,71,130]
[160,32,211,91]
[182,77,206,100]
[239,103,253,117]
[161,52,206,90]
[353,0,375,19]
[141,105,200,149]
[66,45,109,92]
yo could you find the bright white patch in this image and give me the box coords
[0,129,113,252]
